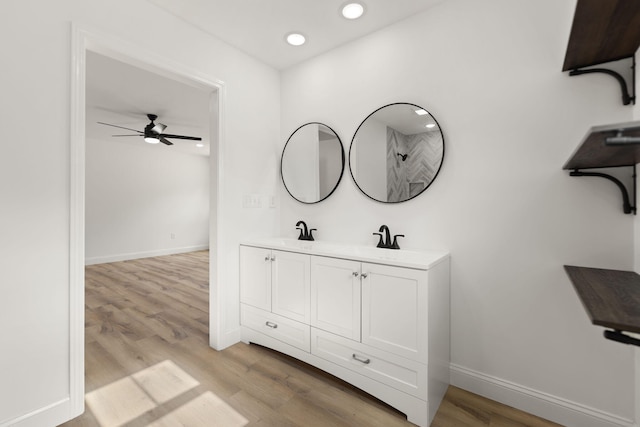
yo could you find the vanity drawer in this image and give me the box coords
[311,328,426,399]
[241,304,310,352]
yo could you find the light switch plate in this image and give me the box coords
[243,194,262,208]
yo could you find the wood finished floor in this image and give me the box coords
[61,251,563,427]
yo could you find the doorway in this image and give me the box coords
[84,51,211,265]
[70,25,225,415]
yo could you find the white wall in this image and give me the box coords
[280,0,637,425]
[0,1,279,425]
[85,137,210,264]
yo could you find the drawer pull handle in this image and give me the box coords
[352,354,370,364]
[265,321,278,329]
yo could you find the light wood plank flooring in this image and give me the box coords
[62,251,562,427]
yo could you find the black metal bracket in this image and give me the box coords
[569,165,636,214]
[604,329,640,347]
[569,55,636,106]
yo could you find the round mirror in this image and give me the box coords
[281,122,345,203]
[349,103,444,203]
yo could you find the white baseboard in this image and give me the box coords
[214,327,241,351]
[85,245,209,265]
[1,397,77,427]
[450,364,636,427]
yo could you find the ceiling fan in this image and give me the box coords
[97,114,202,146]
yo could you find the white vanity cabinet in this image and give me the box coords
[361,262,428,361]
[239,245,311,351]
[240,239,450,427]
[311,256,361,341]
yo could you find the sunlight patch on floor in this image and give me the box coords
[148,391,249,427]
[85,359,207,426]
[85,376,156,427]
[131,359,200,404]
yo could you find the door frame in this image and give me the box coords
[69,23,226,416]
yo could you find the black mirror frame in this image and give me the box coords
[348,102,445,203]
[281,122,346,204]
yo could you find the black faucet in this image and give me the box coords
[390,234,404,249]
[373,225,404,249]
[374,225,391,248]
[296,220,316,241]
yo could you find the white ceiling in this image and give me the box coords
[147,0,446,70]
[86,51,212,156]
[86,1,446,155]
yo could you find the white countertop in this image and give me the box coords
[241,237,449,270]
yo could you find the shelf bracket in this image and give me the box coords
[569,55,636,106]
[569,166,636,214]
[604,329,640,347]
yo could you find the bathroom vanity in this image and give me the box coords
[239,238,450,426]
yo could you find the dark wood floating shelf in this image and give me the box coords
[564,266,640,345]
[563,0,640,71]
[563,121,640,215]
[563,0,640,106]
[563,121,640,170]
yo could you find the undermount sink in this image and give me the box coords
[265,238,334,251]
[241,237,448,270]
[328,245,399,258]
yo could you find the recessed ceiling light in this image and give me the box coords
[426,123,436,128]
[342,2,365,19]
[414,109,428,116]
[286,33,306,46]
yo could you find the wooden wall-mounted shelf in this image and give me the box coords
[563,0,640,71]
[563,121,640,170]
[563,0,640,105]
[564,266,640,346]
[563,121,640,215]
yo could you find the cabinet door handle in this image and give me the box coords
[352,271,359,277]
[352,353,371,364]
[360,273,368,279]
[265,321,278,329]
[270,256,276,262]
[264,256,270,261]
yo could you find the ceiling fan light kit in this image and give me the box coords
[98,113,202,146]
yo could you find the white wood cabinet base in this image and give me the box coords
[240,327,430,427]
[241,304,310,352]
[240,238,450,427]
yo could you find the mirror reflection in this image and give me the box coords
[281,122,345,204]
[349,103,444,203]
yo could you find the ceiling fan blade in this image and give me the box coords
[159,137,174,146]
[111,134,141,137]
[97,122,142,133]
[160,133,202,141]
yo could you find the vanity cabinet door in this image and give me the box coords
[311,256,361,341]
[361,263,428,361]
[239,245,272,311]
[271,250,311,323]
